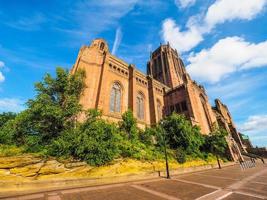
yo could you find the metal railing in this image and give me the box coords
[239,159,256,170]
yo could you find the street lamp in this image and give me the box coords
[160,121,170,179]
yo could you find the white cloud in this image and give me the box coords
[162,18,203,53]
[205,0,266,29]
[187,37,267,83]
[0,61,5,82]
[0,98,25,113]
[112,27,123,55]
[237,114,267,147]
[162,0,267,53]
[239,115,267,132]
[174,0,196,9]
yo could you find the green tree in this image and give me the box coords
[119,110,138,140]
[49,109,121,166]
[161,113,204,154]
[25,67,85,144]
[0,67,85,148]
[204,127,228,169]
[0,112,17,128]
[0,110,31,145]
[140,127,157,146]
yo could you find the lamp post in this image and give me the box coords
[161,121,170,179]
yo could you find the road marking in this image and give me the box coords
[234,191,266,199]
[172,178,221,189]
[61,183,126,194]
[131,178,167,185]
[131,184,180,200]
[195,189,230,200]
[229,167,267,190]
[215,192,232,200]
[196,173,239,181]
[195,189,222,200]
[196,167,267,200]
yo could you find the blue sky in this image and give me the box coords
[0,0,267,147]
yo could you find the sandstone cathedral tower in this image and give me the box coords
[71,38,245,161]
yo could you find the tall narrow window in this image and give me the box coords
[181,101,188,111]
[136,92,145,120]
[110,83,121,113]
[175,103,181,113]
[100,42,105,51]
[157,100,162,120]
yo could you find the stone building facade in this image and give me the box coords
[213,99,245,161]
[71,38,244,161]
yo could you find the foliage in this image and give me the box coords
[204,127,228,157]
[160,113,204,154]
[75,112,121,166]
[0,67,85,148]
[0,112,17,128]
[25,67,85,143]
[49,109,121,166]
[0,119,15,144]
[139,127,157,146]
[0,111,31,145]
[175,148,187,164]
[119,110,138,140]
[118,113,164,161]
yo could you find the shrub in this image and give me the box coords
[139,127,157,146]
[75,119,121,166]
[175,148,186,164]
[0,112,17,128]
[48,110,121,166]
[161,113,204,154]
[24,134,43,153]
[0,120,15,144]
[119,110,138,140]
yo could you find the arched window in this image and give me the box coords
[110,83,121,113]
[157,100,162,120]
[136,92,145,120]
[100,42,105,51]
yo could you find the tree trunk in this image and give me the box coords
[216,154,221,169]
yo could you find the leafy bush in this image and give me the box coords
[119,110,138,140]
[139,127,157,146]
[48,110,121,166]
[48,129,77,158]
[0,120,15,144]
[24,134,44,153]
[203,127,228,157]
[175,148,186,164]
[161,113,204,155]
[0,112,17,128]
[75,119,121,166]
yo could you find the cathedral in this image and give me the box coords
[71,38,245,161]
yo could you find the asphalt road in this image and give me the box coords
[2,161,267,200]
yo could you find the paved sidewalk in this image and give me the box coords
[1,161,266,200]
